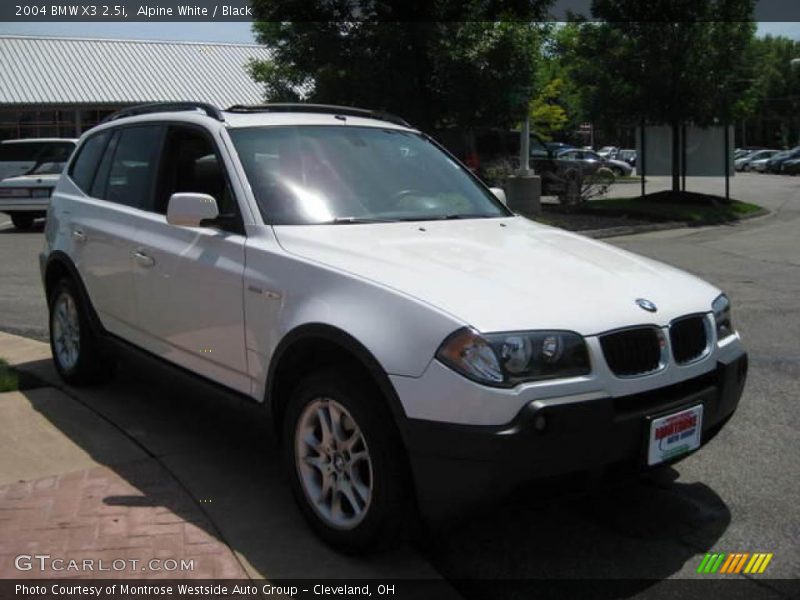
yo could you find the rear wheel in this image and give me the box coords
[11,213,35,230]
[48,278,111,385]
[283,368,410,553]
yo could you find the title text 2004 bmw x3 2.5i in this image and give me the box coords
[41,103,748,552]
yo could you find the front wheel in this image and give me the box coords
[283,369,410,553]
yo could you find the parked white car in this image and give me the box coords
[597,145,619,158]
[40,103,748,552]
[0,138,76,229]
[0,138,76,181]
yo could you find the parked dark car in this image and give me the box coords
[545,141,576,154]
[766,147,800,173]
[434,128,579,198]
[780,157,800,175]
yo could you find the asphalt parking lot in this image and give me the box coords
[0,172,797,598]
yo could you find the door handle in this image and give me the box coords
[72,229,87,243]
[132,250,155,268]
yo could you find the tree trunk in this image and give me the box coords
[671,120,681,192]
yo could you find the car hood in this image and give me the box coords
[607,158,630,168]
[0,173,60,187]
[273,217,720,335]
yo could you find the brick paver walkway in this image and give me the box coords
[0,459,247,579]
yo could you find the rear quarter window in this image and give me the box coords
[69,132,111,194]
[101,125,163,208]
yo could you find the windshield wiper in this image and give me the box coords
[410,213,495,222]
[322,216,399,224]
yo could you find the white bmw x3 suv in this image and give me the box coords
[41,103,748,551]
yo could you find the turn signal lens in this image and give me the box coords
[712,294,734,340]
[436,328,504,384]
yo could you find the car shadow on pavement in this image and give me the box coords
[13,350,731,595]
[12,351,443,583]
[421,464,732,599]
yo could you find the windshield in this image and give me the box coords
[29,161,66,175]
[0,141,74,171]
[0,142,47,162]
[229,126,509,225]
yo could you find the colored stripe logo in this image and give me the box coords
[697,552,773,574]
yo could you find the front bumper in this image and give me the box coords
[401,352,747,520]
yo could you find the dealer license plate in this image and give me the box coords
[647,404,703,466]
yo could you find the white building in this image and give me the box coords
[0,35,273,140]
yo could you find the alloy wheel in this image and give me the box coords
[294,397,373,530]
[52,291,81,371]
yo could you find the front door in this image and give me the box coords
[131,125,249,393]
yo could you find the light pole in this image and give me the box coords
[790,59,800,146]
[519,116,531,174]
[506,111,541,216]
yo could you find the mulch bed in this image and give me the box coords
[538,205,657,231]
[537,190,742,231]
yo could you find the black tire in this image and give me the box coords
[282,368,411,553]
[48,278,111,385]
[611,166,624,176]
[11,213,35,230]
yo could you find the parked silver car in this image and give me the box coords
[735,149,778,172]
[557,148,633,176]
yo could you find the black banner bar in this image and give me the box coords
[1,579,798,600]
[2,1,800,22]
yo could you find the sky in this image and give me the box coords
[0,21,797,44]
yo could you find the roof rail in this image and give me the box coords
[225,103,411,128]
[100,102,224,124]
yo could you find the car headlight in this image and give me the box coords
[31,188,52,198]
[712,294,734,340]
[436,328,591,387]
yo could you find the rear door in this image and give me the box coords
[131,124,249,393]
[65,126,163,337]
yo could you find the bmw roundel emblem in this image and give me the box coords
[636,298,658,313]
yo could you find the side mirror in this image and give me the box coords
[166,193,219,227]
[489,187,507,206]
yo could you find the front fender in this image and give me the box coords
[243,235,464,401]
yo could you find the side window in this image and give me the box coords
[100,125,163,209]
[155,126,239,227]
[69,132,110,194]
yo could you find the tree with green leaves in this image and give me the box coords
[531,22,588,143]
[568,0,757,191]
[248,2,552,132]
[530,78,570,140]
[745,35,800,147]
